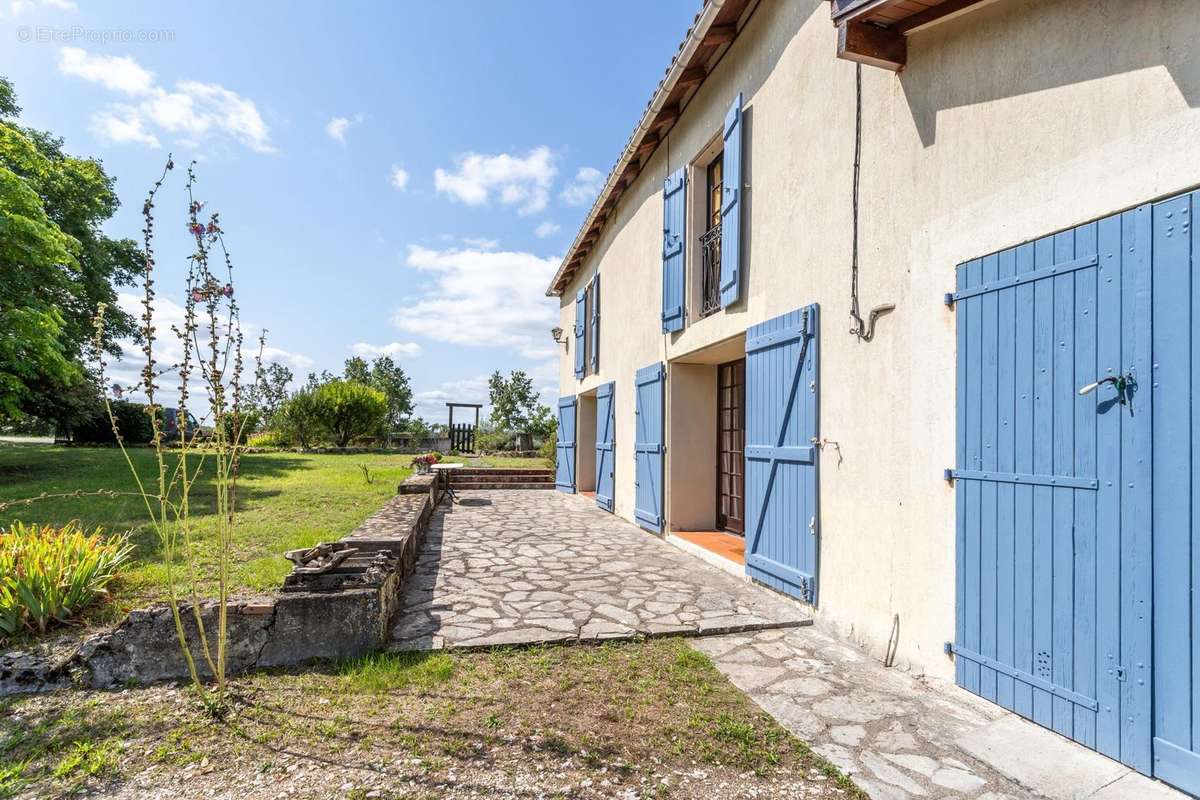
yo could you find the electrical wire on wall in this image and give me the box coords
[848,63,895,342]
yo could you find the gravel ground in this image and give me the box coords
[0,639,862,800]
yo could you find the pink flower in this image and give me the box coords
[222,284,233,297]
[188,222,205,236]
[191,289,204,302]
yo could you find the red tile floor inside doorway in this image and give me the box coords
[671,530,745,565]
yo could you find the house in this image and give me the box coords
[546,0,1200,792]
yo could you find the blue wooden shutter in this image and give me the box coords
[745,304,819,603]
[662,167,686,332]
[719,92,743,308]
[1149,191,1199,791]
[595,381,616,512]
[590,275,601,373]
[573,289,585,379]
[950,207,1153,777]
[633,363,665,532]
[555,396,577,493]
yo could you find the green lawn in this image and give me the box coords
[0,444,411,617]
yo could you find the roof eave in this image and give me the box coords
[546,0,745,297]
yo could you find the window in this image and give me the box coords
[699,152,724,318]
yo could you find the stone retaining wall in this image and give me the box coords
[1,472,443,694]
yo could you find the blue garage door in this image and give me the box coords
[634,363,664,533]
[555,396,577,493]
[952,205,1154,774]
[595,381,616,512]
[744,304,820,604]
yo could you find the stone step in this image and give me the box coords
[451,470,554,474]
[451,482,556,490]
[450,474,553,484]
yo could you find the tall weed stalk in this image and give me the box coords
[93,157,263,701]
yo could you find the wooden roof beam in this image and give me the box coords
[896,0,993,34]
[837,19,906,71]
[649,104,680,131]
[702,24,736,46]
[677,65,707,87]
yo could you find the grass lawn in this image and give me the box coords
[0,443,411,621]
[464,454,552,469]
[0,638,863,800]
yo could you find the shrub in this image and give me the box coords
[272,389,324,448]
[538,429,557,464]
[312,380,387,447]
[0,522,133,637]
[221,407,262,445]
[67,400,154,445]
[246,430,289,448]
[476,428,512,452]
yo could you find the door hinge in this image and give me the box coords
[944,292,955,308]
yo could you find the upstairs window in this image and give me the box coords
[700,153,724,318]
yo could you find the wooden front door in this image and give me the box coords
[717,359,745,534]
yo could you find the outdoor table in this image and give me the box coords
[431,462,465,505]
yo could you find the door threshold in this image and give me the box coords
[666,530,746,581]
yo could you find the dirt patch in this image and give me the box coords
[1,638,863,799]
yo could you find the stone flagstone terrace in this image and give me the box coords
[390,488,810,650]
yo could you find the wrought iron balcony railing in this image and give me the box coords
[700,221,722,318]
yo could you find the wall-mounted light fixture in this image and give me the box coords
[551,326,567,350]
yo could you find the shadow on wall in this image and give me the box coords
[899,0,1200,148]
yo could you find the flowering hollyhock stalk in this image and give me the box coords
[93,156,265,703]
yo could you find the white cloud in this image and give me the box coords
[389,165,410,191]
[91,108,160,148]
[58,47,273,153]
[462,237,498,250]
[560,166,605,207]
[434,146,556,215]
[109,292,310,407]
[393,244,560,360]
[260,346,314,370]
[351,341,423,359]
[534,221,560,239]
[4,0,76,17]
[58,47,155,94]
[411,375,491,423]
[325,114,362,143]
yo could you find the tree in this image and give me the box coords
[368,356,413,438]
[488,370,540,432]
[530,403,556,441]
[342,356,370,385]
[341,355,412,442]
[0,76,140,424]
[274,389,324,449]
[312,379,387,447]
[248,362,293,425]
[402,416,433,441]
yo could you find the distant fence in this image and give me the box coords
[449,423,475,453]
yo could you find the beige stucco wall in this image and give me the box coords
[557,0,1200,678]
[668,363,718,531]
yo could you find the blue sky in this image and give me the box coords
[0,0,696,422]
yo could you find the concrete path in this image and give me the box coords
[694,627,1187,800]
[390,489,809,650]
